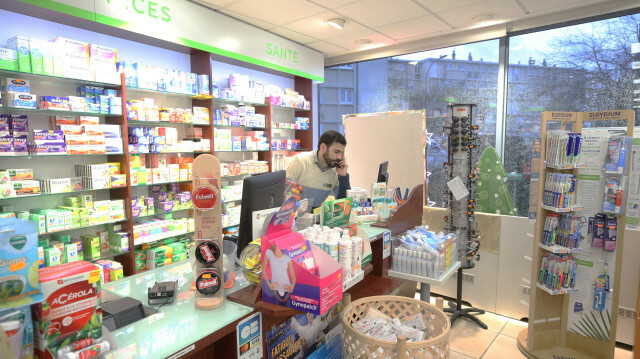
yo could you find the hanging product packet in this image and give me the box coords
[0,304,34,359]
[0,217,42,308]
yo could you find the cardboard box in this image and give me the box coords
[261,198,343,315]
[33,261,102,359]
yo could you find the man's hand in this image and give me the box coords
[336,158,348,177]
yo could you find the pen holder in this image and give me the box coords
[191,154,224,310]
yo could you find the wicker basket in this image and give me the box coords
[341,296,450,359]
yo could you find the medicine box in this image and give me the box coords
[1,78,30,93]
[0,48,18,71]
[7,36,31,72]
[29,38,44,74]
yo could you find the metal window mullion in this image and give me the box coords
[495,36,509,162]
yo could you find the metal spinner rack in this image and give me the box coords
[442,103,486,329]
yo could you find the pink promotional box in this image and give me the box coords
[261,197,343,315]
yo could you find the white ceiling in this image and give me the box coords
[191,0,638,64]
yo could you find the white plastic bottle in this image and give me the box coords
[339,236,352,278]
[422,252,429,277]
[351,236,363,274]
[426,253,434,278]
[392,247,399,271]
[326,234,339,261]
[400,248,408,273]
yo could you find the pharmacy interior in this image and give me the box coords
[0,1,639,359]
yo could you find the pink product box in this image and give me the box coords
[261,198,343,315]
[33,130,64,141]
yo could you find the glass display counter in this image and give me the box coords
[102,261,253,358]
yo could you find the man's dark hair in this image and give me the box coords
[318,130,346,150]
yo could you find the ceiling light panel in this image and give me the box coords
[376,14,450,40]
[225,0,326,26]
[335,0,430,28]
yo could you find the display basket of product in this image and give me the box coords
[341,295,450,359]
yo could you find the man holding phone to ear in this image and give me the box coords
[286,130,351,208]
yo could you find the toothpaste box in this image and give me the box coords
[29,38,44,74]
[33,261,102,359]
[0,136,14,154]
[28,144,67,155]
[0,48,18,71]
[7,93,36,108]
[1,78,30,93]
[7,36,31,72]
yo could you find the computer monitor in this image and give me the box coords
[237,170,286,257]
[377,161,389,184]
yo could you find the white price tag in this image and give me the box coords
[447,176,469,201]
[383,231,391,259]
[237,312,263,359]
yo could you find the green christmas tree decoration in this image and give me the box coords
[475,146,518,216]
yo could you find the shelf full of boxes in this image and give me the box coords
[0,38,314,279]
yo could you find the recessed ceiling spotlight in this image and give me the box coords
[354,39,371,46]
[471,13,495,23]
[327,18,346,29]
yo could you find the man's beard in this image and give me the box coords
[323,152,338,168]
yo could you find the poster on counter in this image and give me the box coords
[237,312,263,359]
[567,127,623,342]
[266,299,346,359]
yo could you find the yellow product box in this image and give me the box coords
[129,171,139,186]
[93,211,109,224]
[107,162,120,175]
[179,169,189,181]
[109,174,127,188]
[110,211,125,222]
[93,200,110,212]
[1,168,34,180]
[168,165,180,182]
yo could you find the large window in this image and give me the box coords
[504,14,640,216]
[320,41,499,207]
[319,12,640,215]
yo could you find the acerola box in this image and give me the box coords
[261,198,343,315]
[33,261,102,359]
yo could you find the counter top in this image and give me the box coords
[102,261,254,358]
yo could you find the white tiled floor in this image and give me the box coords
[419,294,633,358]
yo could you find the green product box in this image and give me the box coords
[80,210,90,227]
[71,212,80,228]
[64,196,80,207]
[28,38,43,74]
[1,205,13,213]
[42,41,54,76]
[81,235,100,260]
[173,252,187,262]
[51,234,70,243]
[0,48,18,71]
[37,238,49,248]
[167,242,185,254]
[81,194,93,209]
[44,247,61,267]
[17,211,30,219]
[7,36,31,72]
[28,213,46,234]
[64,243,78,263]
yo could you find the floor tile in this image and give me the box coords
[481,334,526,359]
[471,310,509,333]
[449,317,499,358]
[615,347,633,359]
[449,350,475,359]
[500,319,528,338]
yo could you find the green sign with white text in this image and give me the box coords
[14,0,324,81]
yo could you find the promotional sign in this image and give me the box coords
[15,0,324,81]
[237,312,262,359]
[382,230,391,259]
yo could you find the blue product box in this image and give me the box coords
[138,143,149,153]
[109,106,123,115]
[128,143,138,153]
[11,93,36,108]
[116,61,138,88]
[88,103,100,112]
[129,127,144,137]
[104,89,118,97]
[40,96,69,104]
[108,97,121,106]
